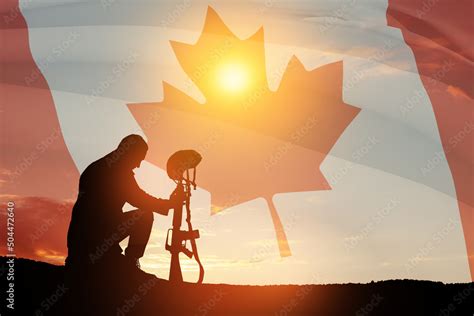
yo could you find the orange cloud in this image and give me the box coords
[446,85,470,100]
[0,195,73,264]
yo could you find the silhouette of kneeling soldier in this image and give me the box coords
[63,135,205,315]
[66,134,179,274]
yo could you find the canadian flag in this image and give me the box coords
[0,0,472,284]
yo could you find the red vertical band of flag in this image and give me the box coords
[387,0,474,280]
[0,0,79,262]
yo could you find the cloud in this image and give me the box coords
[0,195,73,264]
[446,85,470,100]
[0,169,14,188]
[34,248,67,265]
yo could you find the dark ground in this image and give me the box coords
[0,257,473,316]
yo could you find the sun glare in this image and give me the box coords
[216,63,249,92]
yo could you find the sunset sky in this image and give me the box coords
[1,0,471,285]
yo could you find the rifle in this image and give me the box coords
[165,150,204,284]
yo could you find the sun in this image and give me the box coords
[216,63,249,93]
[216,63,249,92]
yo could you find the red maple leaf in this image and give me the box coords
[128,7,360,257]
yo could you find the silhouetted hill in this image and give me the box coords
[0,256,472,315]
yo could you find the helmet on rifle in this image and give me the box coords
[166,150,202,181]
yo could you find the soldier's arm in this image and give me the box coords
[125,172,171,215]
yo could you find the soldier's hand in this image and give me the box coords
[169,192,185,208]
[154,199,173,216]
[169,185,185,206]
